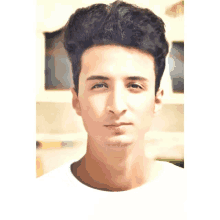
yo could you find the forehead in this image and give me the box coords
[80,45,155,80]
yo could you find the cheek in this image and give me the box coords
[81,93,107,119]
[129,93,155,112]
[129,94,155,125]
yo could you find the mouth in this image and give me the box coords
[104,122,133,127]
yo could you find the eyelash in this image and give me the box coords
[91,83,108,89]
[91,83,143,90]
[127,83,143,89]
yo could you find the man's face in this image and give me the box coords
[74,45,162,148]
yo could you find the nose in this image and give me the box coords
[107,84,127,116]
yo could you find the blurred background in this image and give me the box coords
[36,0,184,178]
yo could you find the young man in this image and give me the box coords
[37,1,185,219]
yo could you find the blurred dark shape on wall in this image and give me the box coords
[168,41,184,93]
[44,30,184,94]
[36,141,42,149]
[44,29,73,90]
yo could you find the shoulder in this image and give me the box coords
[162,161,185,180]
[35,161,81,219]
[156,161,186,195]
[36,160,75,189]
[157,160,185,175]
[153,161,185,189]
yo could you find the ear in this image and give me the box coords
[71,88,82,116]
[154,88,163,116]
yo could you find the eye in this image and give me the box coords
[91,83,108,90]
[127,83,143,90]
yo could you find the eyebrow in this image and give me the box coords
[86,75,110,81]
[126,76,149,82]
[86,75,149,82]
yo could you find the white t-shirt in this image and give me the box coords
[36,160,186,220]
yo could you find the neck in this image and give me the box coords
[72,136,157,191]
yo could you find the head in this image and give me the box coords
[64,0,169,95]
[64,0,169,148]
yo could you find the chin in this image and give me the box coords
[103,134,135,148]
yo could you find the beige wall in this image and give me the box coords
[36,0,184,137]
[36,103,183,134]
[36,102,184,175]
[36,0,184,175]
[36,0,184,103]
[37,0,184,41]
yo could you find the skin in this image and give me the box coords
[71,45,164,191]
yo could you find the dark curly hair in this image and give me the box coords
[64,0,169,95]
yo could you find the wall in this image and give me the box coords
[36,0,184,176]
[36,0,184,103]
[36,103,184,134]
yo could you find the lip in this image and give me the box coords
[104,122,133,127]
